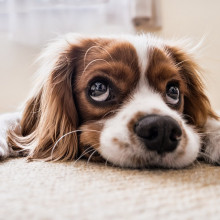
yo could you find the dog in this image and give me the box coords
[0,33,220,168]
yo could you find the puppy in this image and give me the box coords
[1,34,220,168]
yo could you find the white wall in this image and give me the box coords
[0,34,39,113]
[0,0,220,113]
[157,0,220,110]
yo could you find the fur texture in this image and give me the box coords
[0,34,220,168]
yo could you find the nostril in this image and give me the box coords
[169,127,182,142]
[134,120,159,141]
[147,127,159,140]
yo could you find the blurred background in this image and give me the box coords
[0,0,220,113]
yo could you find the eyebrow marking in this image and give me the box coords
[83,45,114,68]
[82,59,113,75]
[145,47,185,112]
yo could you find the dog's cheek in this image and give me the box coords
[78,122,105,162]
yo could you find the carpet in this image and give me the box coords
[0,158,220,220]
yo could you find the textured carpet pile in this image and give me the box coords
[0,158,220,220]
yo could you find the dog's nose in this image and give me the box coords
[134,115,182,154]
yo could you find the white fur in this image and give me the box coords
[100,80,200,168]
[99,35,201,168]
[1,34,220,168]
[0,113,21,159]
[203,117,220,164]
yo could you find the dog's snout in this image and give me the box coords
[134,115,182,154]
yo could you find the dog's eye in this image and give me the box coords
[89,82,110,102]
[166,85,180,105]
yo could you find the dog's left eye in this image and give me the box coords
[166,84,180,105]
[89,82,110,102]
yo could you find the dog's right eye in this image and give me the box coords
[89,82,110,102]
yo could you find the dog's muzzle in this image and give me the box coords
[134,115,182,154]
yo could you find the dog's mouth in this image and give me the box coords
[79,133,184,169]
[78,145,184,169]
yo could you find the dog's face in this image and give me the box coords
[9,34,218,168]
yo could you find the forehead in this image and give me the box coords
[122,34,164,75]
[76,35,181,81]
[77,34,165,75]
[76,35,183,88]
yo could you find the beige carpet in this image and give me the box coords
[0,158,220,220]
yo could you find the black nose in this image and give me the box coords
[134,115,182,154]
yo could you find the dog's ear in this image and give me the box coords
[167,44,220,165]
[166,45,218,128]
[8,36,81,161]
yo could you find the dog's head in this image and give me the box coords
[9,34,218,168]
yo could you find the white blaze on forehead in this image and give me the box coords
[121,34,165,85]
[124,34,150,76]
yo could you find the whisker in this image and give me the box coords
[73,143,100,165]
[198,151,220,165]
[73,147,95,165]
[105,156,110,167]
[50,129,101,160]
[86,149,98,165]
[82,58,112,75]
[83,45,114,68]
[191,159,203,168]
[102,109,118,119]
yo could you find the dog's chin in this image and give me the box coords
[98,147,199,169]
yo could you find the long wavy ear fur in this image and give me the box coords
[166,45,219,128]
[8,36,81,161]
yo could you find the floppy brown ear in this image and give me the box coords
[166,46,218,128]
[8,39,80,161]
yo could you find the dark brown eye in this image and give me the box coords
[166,85,180,105]
[89,82,110,102]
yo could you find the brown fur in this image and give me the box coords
[78,121,105,162]
[7,38,140,162]
[147,47,187,113]
[147,46,218,128]
[7,36,218,163]
[166,46,219,128]
[8,45,79,161]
